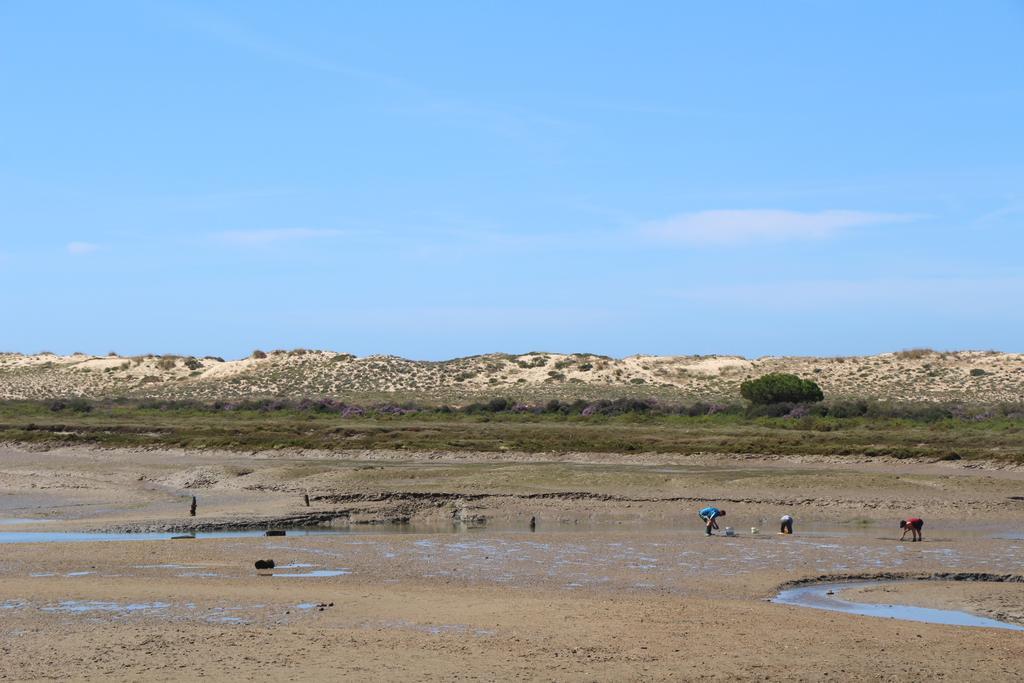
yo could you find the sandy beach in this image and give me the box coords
[1,445,1022,680]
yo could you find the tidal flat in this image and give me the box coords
[0,443,1022,679]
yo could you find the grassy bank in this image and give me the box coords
[0,400,1021,462]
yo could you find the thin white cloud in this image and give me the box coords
[66,241,99,254]
[662,275,1024,314]
[158,5,561,142]
[178,12,407,89]
[212,228,346,247]
[975,202,1024,225]
[643,209,919,245]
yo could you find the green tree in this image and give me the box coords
[740,373,824,404]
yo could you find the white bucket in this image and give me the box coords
[751,527,760,535]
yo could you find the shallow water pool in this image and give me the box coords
[773,581,1024,631]
[0,529,347,544]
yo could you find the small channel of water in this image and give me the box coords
[0,518,1021,544]
[0,529,347,544]
[773,581,1024,631]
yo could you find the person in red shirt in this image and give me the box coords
[900,518,924,542]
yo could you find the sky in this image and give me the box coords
[2,1,1023,360]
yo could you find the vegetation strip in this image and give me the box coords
[1,398,1021,462]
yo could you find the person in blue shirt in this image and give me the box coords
[699,506,726,535]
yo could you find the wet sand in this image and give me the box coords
[1,445,1022,680]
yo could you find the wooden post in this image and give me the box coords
[304,493,310,507]
[190,496,197,517]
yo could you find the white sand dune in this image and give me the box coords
[0,349,1020,403]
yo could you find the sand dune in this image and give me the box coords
[0,349,1020,403]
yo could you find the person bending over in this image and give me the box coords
[699,507,725,536]
[780,514,794,535]
[900,517,924,542]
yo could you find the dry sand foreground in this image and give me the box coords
[1,445,1023,681]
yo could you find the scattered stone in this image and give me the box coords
[254,559,275,570]
[265,530,286,537]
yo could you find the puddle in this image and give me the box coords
[273,569,350,578]
[0,518,45,525]
[0,529,348,544]
[773,581,1024,631]
[2,598,323,625]
[373,619,495,637]
[41,600,170,614]
[208,615,247,623]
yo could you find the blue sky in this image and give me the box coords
[2,1,1022,359]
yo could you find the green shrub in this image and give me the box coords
[486,397,510,411]
[969,368,989,377]
[740,373,824,404]
[49,398,92,413]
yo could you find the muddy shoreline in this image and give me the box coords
[2,444,1023,680]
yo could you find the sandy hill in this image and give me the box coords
[0,349,1020,404]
